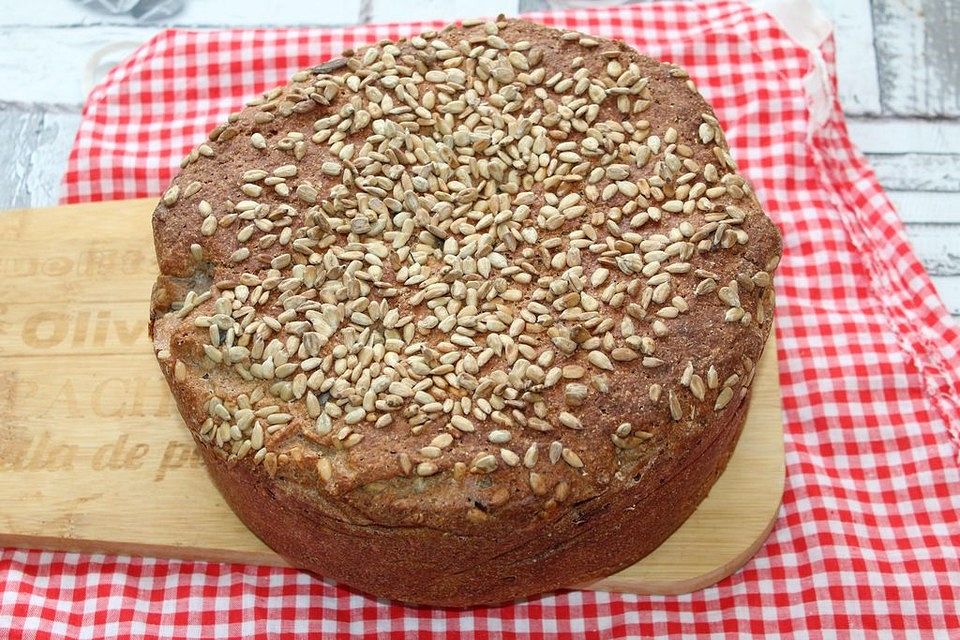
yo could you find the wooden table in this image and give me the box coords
[0,0,956,319]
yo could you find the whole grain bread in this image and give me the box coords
[149,17,781,606]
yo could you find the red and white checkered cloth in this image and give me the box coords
[9,1,959,636]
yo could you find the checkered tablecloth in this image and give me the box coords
[7,1,959,637]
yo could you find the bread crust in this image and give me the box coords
[190,387,750,606]
[150,17,781,606]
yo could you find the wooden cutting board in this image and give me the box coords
[0,199,784,596]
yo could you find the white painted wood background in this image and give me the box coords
[0,0,957,318]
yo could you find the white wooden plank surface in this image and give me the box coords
[372,0,518,22]
[904,225,960,277]
[0,27,154,107]
[887,192,960,225]
[0,109,81,209]
[867,154,960,192]
[0,0,362,27]
[0,2,366,107]
[872,0,960,117]
[813,0,882,115]
[847,119,960,154]
[931,277,960,315]
[0,0,955,319]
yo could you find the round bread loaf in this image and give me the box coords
[150,17,781,606]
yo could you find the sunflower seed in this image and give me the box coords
[559,412,583,430]
[669,390,682,421]
[587,351,613,371]
[416,462,439,477]
[715,387,734,410]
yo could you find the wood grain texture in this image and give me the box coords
[0,0,955,319]
[931,276,960,315]
[815,0,882,115]
[867,153,960,192]
[0,107,81,209]
[847,118,960,154]
[873,0,960,117]
[887,191,960,225]
[517,0,549,12]
[0,27,159,107]
[0,0,363,28]
[904,225,960,277]
[372,0,518,22]
[0,198,784,595]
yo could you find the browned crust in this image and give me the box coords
[149,16,782,606]
[186,383,751,607]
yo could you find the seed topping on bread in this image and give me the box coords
[153,16,780,518]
